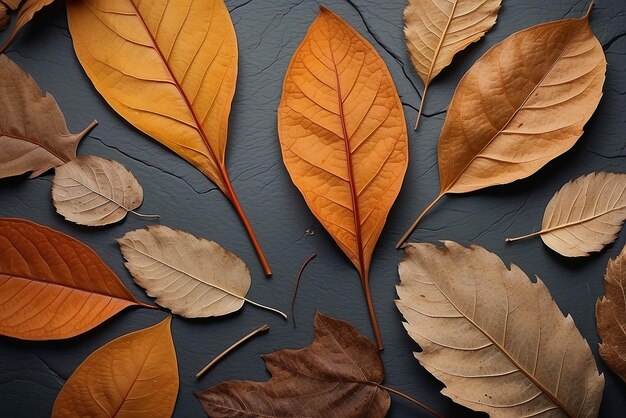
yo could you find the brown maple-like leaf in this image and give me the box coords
[0,55,96,179]
[0,0,56,53]
[195,312,439,418]
[596,244,626,383]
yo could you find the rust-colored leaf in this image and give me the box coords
[0,218,152,340]
[277,7,409,349]
[397,4,606,247]
[0,55,96,179]
[52,316,178,418]
[0,0,55,53]
[596,244,626,383]
[66,0,271,275]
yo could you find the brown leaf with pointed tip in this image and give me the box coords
[0,55,96,179]
[0,0,55,53]
[596,245,626,383]
[65,0,272,276]
[507,172,626,257]
[0,218,152,340]
[52,316,178,418]
[278,6,408,349]
[404,0,501,129]
[397,241,604,417]
[397,5,606,247]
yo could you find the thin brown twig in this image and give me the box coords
[291,253,317,328]
[378,384,444,418]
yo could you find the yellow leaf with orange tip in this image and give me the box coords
[52,316,178,418]
[278,7,409,349]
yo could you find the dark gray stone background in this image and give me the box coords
[0,0,624,416]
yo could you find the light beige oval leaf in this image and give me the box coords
[52,156,152,226]
[507,172,626,257]
[404,0,501,128]
[118,225,286,319]
[396,241,604,417]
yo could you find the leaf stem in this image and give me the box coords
[506,230,542,242]
[129,210,160,220]
[378,384,443,418]
[362,270,383,350]
[195,324,269,378]
[396,193,445,249]
[291,253,317,328]
[245,298,287,320]
[413,82,429,131]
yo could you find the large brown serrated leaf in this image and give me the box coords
[0,218,153,340]
[396,241,604,417]
[52,316,178,418]
[0,55,96,179]
[118,225,286,319]
[0,0,56,53]
[404,0,501,129]
[52,156,149,227]
[66,0,271,276]
[596,244,626,383]
[278,6,408,349]
[397,5,606,247]
[507,172,626,257]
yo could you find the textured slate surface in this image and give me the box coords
[0,0,625,416]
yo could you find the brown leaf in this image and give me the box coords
[277,6,408,349]
[0,55,96,179]
[0,218,152,340]
[507,172,626,257]
[52,316,178,418]
[2,1,21,10]
[396,241,604,417]
[65,0,272,276]
[596,245,626,383]
[397,4,606,247]
[0,3,10,31]
[0,0,55,53]
[52,156,152,227]
[405,0,501,129]
[118,225,286,319]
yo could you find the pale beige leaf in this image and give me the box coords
[118,225,285,319]
[0,55,96,179]
[52,156,146,226]
[396,241,604,417]
[596,244,626,383]
[508,172,626,257]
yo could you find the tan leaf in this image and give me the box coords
[52,316,178,418]
[397,5,606,247]
[277,6,408,349]
[0,55,96,179]
[396,241,604,417]
[52,156,156,226]
[596,244,626,383]
[0,0,56,53]
[404,0,501,129]
[118,225,286,319]
[507,172,626,257]
[65,0,272,275]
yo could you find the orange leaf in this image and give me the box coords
[65,0,271,275]
[0,218,152,340]
[52,316,178,418]
[277,7,409,349]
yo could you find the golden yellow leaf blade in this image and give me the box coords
[397,242,604,417]
[52,316,178,418]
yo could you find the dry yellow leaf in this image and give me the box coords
[404,0,501,129]
[278,7,408,349]
[397,5,606,247]
[397,241,604,417]
[507,172,626,257]
[66,0,271,275]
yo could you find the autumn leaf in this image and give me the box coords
[52,316,178,418]
[396,4,606,247]
[118,225,286,319]
[0,55,96,179]
[0,3,10,31]
[0,218,153,340]
[52,156,158,227]
[2,0,21,10]
[596,244,626,383]
[404,0,501,129]
[195,312,440,418]
[65,0,272,276]
[507,172,626,257]
[0,0,56,53]
[396,241,604,417]
[278,6,408,349]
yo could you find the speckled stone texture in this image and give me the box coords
[0,0,624,416]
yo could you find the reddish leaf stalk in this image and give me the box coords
[291,253,317,328]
